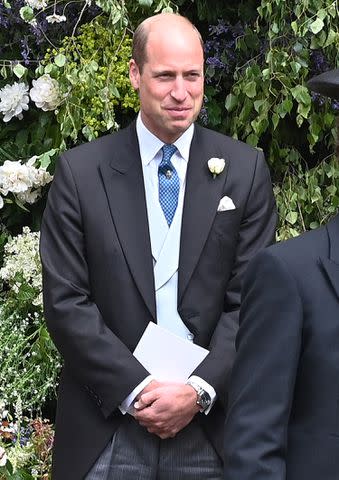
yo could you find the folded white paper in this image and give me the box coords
[134,322,209,382]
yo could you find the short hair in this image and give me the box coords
[132,14,204,73]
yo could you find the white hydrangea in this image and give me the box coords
[29,74,61,111]
[25,0,48,9]
[0,157,53,208]
[0,227,42,307]
[0,82,29,122]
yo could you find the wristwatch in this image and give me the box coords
[186,380,211,412]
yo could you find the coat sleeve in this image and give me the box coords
[40,154,150,419]
[224,248,303,479]
[193,150,277,401]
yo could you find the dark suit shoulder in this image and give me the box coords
[59,123,135,170]
[257,224,329,277]
[195,125,261,160]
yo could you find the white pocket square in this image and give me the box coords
[217,195,236,212]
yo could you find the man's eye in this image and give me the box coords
[186,73,200,79]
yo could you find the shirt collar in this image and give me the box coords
[136,114,194,166]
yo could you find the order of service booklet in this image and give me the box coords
[133,321,209,382]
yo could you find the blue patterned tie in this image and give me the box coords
[158,144,179,226]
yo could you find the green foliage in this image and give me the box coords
[226,0,337,161]
[275,155,339,240]
[40,17,139,147]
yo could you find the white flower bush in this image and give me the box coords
[0,82,29,122]
[29,74,61,111]
[0,157,53,209]
[0,227,42,306]
[0,227,61,410]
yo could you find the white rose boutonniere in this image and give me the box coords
[208,157,225,179]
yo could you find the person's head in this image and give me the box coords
[129,13,204,144]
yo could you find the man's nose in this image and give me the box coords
[170,77,188,102]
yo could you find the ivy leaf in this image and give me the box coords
[286,211,298,225]
[13,64,27,79]
[309,17,324,35]
[291,21,298,35]
[225,93,238,112]
[138,0,153,6]
[54,54,67,68]
[244,81,256,98]
[291,85,311,105]
[324,29,337,48]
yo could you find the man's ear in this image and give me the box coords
[129,59,140,90]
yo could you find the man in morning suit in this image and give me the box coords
[40,13,276,480]
[224,68,339,480]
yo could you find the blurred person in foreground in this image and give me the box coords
[40,12,276,480]
[224,68,339,480]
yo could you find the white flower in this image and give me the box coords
[30,74,61,111]
[207,157,226,178]
[0,82,29,122]
[25,0,47,9]
[46,13,67,23]
[0,158,53,204]
[0,160,33,195]
[0,446,7,467]
[0,195,3,209]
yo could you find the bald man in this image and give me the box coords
[40,13,276,479]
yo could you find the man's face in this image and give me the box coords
[129,20,204,144]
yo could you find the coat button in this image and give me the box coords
[187,333,194,341]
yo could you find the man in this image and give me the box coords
[224,68,339,480]
[40,13,276,479]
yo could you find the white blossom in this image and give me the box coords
[0,160,33,195]
[25,0,47,9]
[0,158,53,205]
[207,157,226,178]
[0,446,7,467]
[0,82,29,122]
[0,227,42,307]
[0,195,3,209]
[30,74,61,111]
[46,13,67,23]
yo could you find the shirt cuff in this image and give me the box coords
[188,375,217,415]
[119,375,153,415]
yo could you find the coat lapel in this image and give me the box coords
[178,126,229,303]
[99,124,156,320]
[320,214,339,300]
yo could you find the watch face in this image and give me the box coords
[198,391,211,410]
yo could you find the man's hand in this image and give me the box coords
[133,381,200,439]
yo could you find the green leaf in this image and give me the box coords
[244,81,256,99]
[323,29,337,48]
[54,53,67,68]
[309,17,324,35]
[0,65,8,79]
[138,0,153,6]
[286,211,298,225]
[44,63,53,74]
[290,61,301,74]
[291,21,298,35]
[272,112,279,130]
[225,93,238,112]
[19,5,34,22]
[291,85,311,105]
[13,63,27,79]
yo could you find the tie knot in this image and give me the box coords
[161,144,177,163]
